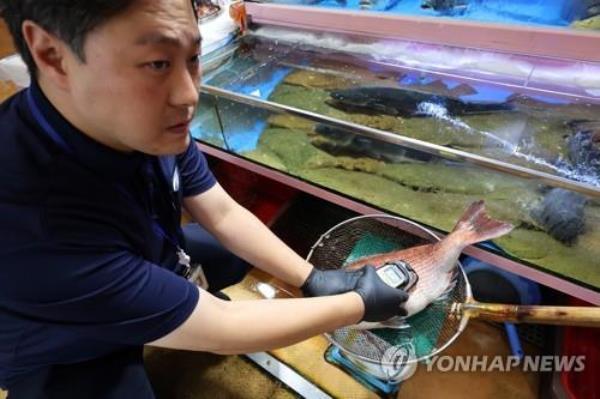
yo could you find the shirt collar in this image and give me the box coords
[26,80,144,181]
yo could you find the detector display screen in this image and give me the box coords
[377,264,408,288]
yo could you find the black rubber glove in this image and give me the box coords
[301,268,363,297]
[353,265,409,322]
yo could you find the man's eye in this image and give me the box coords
[147,60,171,70]
[188,54,201,65]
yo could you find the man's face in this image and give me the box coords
[62,0,201,155]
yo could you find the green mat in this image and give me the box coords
[344,232,399,266]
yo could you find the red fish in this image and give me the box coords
[347,200,513,328]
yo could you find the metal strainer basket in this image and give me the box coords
[306,213,600,382]
[307,214,466,380]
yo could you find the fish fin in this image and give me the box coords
[450,200,514,246]
[448,83,477,97]
[423,80,449,93]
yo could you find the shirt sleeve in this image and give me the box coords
[2,242,200,345]
[177,137,217,197]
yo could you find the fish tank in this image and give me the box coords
[246,0,600,31]
[192,24,600,302]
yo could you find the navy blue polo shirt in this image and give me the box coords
[0,82,216,388]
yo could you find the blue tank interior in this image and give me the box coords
[195,62,573,153]
[194,66,292,152]
[279,0,587,28]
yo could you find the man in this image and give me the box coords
[0,1,409,397]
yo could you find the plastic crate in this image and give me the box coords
[560,298,600,399]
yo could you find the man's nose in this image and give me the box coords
[170,67,200,108]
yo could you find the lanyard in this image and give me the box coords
[25,88,191,269]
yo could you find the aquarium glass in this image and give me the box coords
[250,0,600,31]
[193,32,600,292]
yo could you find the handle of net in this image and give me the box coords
[450,302,600,327]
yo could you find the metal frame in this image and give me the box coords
[245,352,332,398]
[245,2,600,63]
[197,141,600,305]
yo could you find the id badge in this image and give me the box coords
[186,263,209,290]
[177,248,209,289]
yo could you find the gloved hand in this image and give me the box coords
[301,267,363,297]
[353,265,409,322]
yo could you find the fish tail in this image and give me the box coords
[450,200,514,247]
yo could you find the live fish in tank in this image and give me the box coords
[566,120,600,180]
[383,0,404,11]
[526,121,597,245]
[326,87,513,119]
[311,123,433,163]
[415,80,478,98]
[531,188,587,246]
[345,200,514,329]
[548,120,600,187]
[359,0,374,9]
[421,0,469,14]
[307,0,347,5]
[585,2,600,18]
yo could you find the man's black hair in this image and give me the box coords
[0,0,199,79]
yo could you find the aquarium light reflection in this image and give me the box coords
[396,73,572,105]
[196,67,292,153]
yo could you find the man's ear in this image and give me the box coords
[21,20,71,89]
